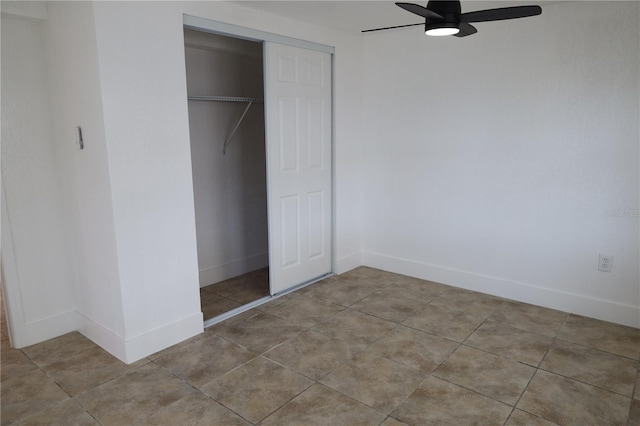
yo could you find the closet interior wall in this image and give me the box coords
[185,29,268,287]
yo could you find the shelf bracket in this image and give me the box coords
[187,96,263,155]
[223,101,253,155]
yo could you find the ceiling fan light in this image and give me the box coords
[425,27,460,36]
[425,21,459,36]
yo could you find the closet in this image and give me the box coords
[185,29,269,321]
[184,21,334,324]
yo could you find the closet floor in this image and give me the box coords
[200,267,270,321]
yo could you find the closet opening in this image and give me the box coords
[184,29,270,322]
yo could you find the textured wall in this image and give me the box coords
[362,1,639,327]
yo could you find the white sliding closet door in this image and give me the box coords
[264,42,332,295]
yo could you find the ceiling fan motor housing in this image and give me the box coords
[425,0,461,32]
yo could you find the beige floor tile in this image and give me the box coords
[320,351,426,414]
[147,330,214,361]
[0,346,38,382]
[256,294,291,312]
[208,308,262,331]
[154,333,256,387]
[1,331,10,349]
[433,345,535,405]
[305,278,385,306]
[14,399,98,426]
[629,399,640,425]
[199,288,223,299]
[517,369,631,426]
[0,369,69,425]
[381,417,410,426]
[505,409,559,425]
[224,282,270,305]
[21,332,98,367]
[203,273,269,305]
[429,288,504,317]
[204,277,250,298]
[384,277,450,302]
[464,320,554,366]
[311,309,397,349]
[368,325,459,372]
[139,391,250,425]
[265,295,345,328]
[75,362,196,426]
[336,267,401,289]
[264,330,361,380]
[201,356,313,423]
[335,275,394,290]
[261,384,387,425]
[40,345,149,396]
[199,285,222,295]
[213,312,304,353]
[391,375,512,425]
[337,266,396,282]
[558,315,640,360]
[202,297,243,320]
[490,300,568,337]
[402,304,486,342]
[350,287,427,323]
[3,269,637,426]
[540,339,638,396]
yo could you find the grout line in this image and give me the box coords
[507,324,560,424]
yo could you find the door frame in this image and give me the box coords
[184,15,334,55]
[183,15,336,322]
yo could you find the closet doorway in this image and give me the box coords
[185,30,270,322]
[184,21,333,324]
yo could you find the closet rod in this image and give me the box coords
[188,95,264,154]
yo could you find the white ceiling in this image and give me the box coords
[227,1,565,34]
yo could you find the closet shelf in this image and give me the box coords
[188,95,264,154]
[188,96,263,103]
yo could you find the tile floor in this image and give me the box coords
[2,267,639,425]
[200,268,270,321]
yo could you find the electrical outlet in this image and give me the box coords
[598,255,613,272]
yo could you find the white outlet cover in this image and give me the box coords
[598,255,613,272]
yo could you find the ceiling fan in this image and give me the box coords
[363,1,542,37]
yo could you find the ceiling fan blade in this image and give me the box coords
[461,5,542,23]
[454,23,477,37]
[362,22,424,33]
[396,2,444,20]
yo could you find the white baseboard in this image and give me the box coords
[363,251,640,329]
[199,252,269,287]
[79,311,204,364]
[12,310,79,349]
[78,314,128,362]
[334,251,364,275]
[121,312,204,364]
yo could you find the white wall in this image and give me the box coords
[2,0,365,363]
[362,1,639,327]
[89,1,365,361]
[1,7,77,346]
[3,0,636,365]
[43,1,128,357]
[185,31,269,286]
